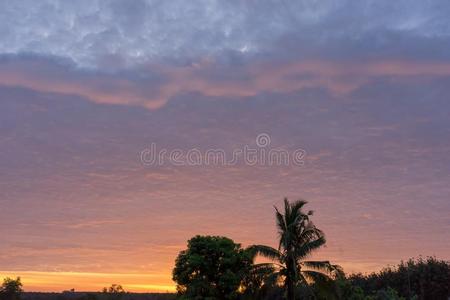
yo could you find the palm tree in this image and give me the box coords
[248,198,342,300]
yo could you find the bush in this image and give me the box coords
[0,277,23,300]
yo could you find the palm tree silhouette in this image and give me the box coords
[248,198,341,300]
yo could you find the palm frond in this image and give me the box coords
[275,207,287,250]
[301,260,342,277]
[251,263,277,274]
[290,199,308,216]
[247,245,282,262]
[303,270,338,299]
[301,270,333,284]
[297,272,309,286]
[297,224,323,244]
[295,235,326,258]
[265,270,282,286]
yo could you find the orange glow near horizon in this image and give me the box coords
[0,271,176,293]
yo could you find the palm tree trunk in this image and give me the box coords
[286,258,296,300]
[287,279,295,300]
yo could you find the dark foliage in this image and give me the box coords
[349,257,450,300]
[172,235,252,300]
[22,292,175,300]
[102,284,126,300]
[248,199,341,300]
[0,277,23,300]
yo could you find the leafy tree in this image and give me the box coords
[172,235,252,300]
[102,284,126,300]
[248,198,341,300]
[0,277,23,300]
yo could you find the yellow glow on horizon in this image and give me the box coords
[0,271,176,293]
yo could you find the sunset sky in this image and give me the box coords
[1,0,450,293]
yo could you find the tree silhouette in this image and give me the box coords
[0,277,23,300]
[173,235,252,300]
[248,198,341,300]
[348,256,450,299]
[102,284,126,300]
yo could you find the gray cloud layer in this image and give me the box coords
[2,0,450,110]
[2,0,450,69]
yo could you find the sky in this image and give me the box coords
[1,0,450,293]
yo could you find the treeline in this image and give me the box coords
[344,256,450,300]
[21,293,175,300]
[0,279,175,300]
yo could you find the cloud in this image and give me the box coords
[2,1,450,109]
[2,53,450,109]
[1,0,450,68]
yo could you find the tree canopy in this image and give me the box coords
[173,235,252,300]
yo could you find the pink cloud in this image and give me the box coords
[1,57,450,109]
